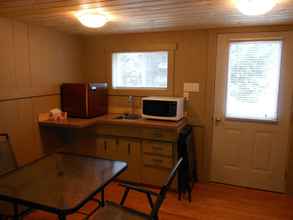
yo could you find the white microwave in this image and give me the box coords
[141,97,184,121]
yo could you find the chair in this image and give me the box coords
[177,125,196,202]
[0,134,31,220]
[0,134,17,176]
[90,158,183,220]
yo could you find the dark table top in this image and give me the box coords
[0,152,127,214]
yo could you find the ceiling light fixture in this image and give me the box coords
[234,0,277,16]
[75,10,108,28]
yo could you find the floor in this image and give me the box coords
[26,182,293,220]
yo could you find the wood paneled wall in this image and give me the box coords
[0,18,83,165]
[83,31,208,123]
[83,31,208,180]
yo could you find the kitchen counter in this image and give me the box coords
[38,113,189,189]
[38,113,187,130]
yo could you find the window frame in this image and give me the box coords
[217,33,285,124]
[224,39,283,122]
[106,44,176,96]
[111,51,169,90]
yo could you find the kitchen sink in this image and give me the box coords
[113,114,141,120]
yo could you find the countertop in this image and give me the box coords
[38,114,188,130]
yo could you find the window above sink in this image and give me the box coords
[112,51,168,90]
[106,44,176,97]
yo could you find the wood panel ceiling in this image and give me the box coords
[0,0,292,35]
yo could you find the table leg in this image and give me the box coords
[13,203,19,220]
[58,214,66,220]
[100,188,105,207]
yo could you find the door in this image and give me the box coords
[96,136,142,182]
[117,138,141,182]
[96,136,118,159]
[211,32,293,192]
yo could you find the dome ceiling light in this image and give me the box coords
[234,0,277,16]
[75,9,108,28]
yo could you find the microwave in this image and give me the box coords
[141,97,184,121]
[61,83,108,118]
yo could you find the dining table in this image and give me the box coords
[0,152,127,220]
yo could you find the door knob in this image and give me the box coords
[214,117,222,123]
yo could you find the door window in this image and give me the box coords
[225,40,283,121]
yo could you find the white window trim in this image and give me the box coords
[105,44,176,97]
[111,51,169,90]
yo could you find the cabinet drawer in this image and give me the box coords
[143,141,172,157]
[96,125,140,138]
[143,154,173,169]
[142,128,177,141]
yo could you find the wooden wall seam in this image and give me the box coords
[0,93,60,103]
[27,22,33,89]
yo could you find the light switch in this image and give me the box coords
[193,83,200,92]
[184,82,200,92]
[184,92,189,100]
[184,83,192,92]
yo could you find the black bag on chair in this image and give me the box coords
[177,125,197,202]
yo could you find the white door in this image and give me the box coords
[211,32,293,192]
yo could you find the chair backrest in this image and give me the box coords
[150,157,183,219]
[0,134,17,176]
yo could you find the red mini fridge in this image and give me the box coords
[61,83,108,118]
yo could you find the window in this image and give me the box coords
[112,51,168,89]
[225,40,282,121]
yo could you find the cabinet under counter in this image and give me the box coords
[95,124,185,188]
[38,114,187,188]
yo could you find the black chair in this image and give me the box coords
[177,125,197,202]
[0,134,31,220]
[0,134,17,176]
[90,157,183,220]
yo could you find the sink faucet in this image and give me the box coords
[128,96,135,115]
